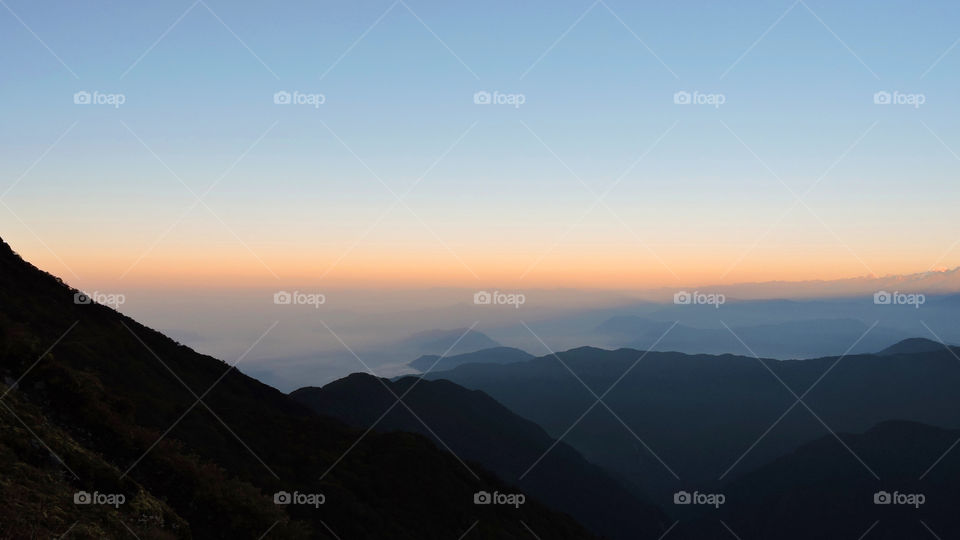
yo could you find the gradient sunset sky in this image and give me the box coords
[2,0,959,291]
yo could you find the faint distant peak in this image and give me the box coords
[878,337,949,356]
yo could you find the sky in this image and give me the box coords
[2,0,960,294]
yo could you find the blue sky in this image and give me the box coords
[2,0,960,288]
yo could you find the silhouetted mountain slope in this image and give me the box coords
[878,337,947,355]
[292,373,670,540]
[0,382,188,538]
[425,345,960,509]
[0,238,592,539]
[408,346,533,372]
[703,421,960,539]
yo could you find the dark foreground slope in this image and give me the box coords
[0,381,188,538]
[292,374,670,540]
[0,238,592,539]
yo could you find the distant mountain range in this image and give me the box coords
[877,337,948,355]
[0,238,593,538]
[398,328,501,357]
[291,374,669,540]
[425,340,960,509]
[249,327,506,388]
[408,346,533,372]
[300,336,960,538]
[595,315,909,358]
[486,292,960,365]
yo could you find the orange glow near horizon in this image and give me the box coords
[13,237,954,292]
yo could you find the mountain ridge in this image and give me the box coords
[290,372,670,540]
[0,237,595,539]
